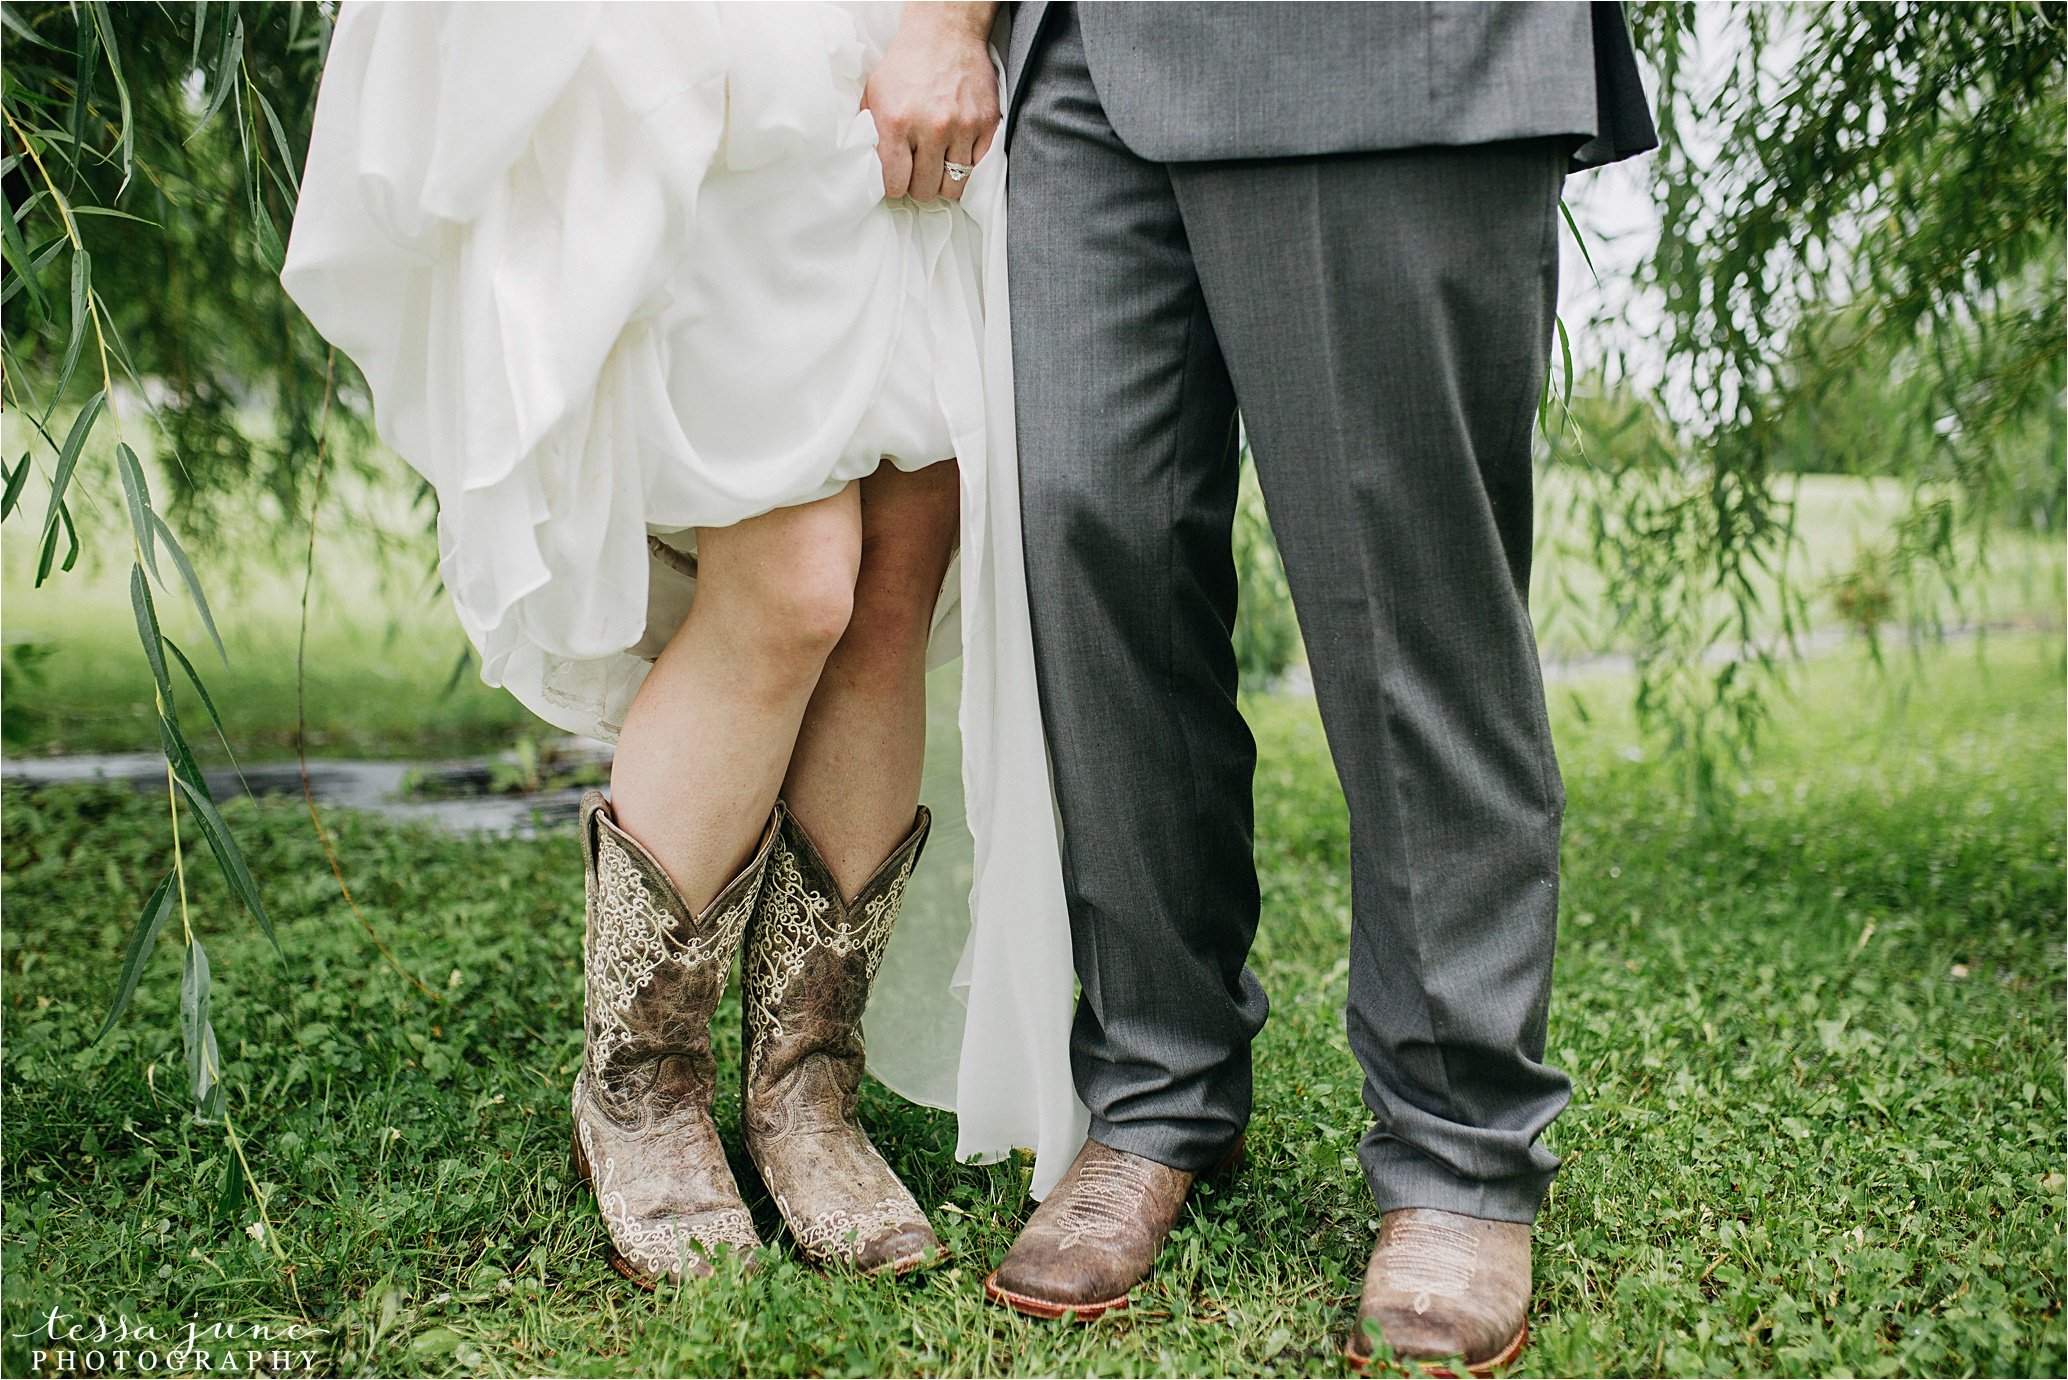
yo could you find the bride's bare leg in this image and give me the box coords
[609,486,862,911]
[782,460,960,897]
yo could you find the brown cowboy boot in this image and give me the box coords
[569,791,775,1285]
[1344,1209,1532,1377]
[984,1135,1246,1319]
[741,804,941,1273]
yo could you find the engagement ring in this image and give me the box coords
[944,161,974,183]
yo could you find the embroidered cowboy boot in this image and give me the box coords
[1344,1209,1532,1377]
[569,790,776,1285]
[741,804,941,1273]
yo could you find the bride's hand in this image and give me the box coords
[863,2,1000,203]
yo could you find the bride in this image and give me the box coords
[281,0,1084,1284]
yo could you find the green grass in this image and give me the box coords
[3,635,2062,1377]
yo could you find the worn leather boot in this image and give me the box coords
[741,804,941,1273]
[569,790,775,1285]
[1344,1209,1532,1377]
[984,1135,1246,1319]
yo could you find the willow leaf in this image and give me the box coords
[70,206,162,228]
[94,872,176,1043]
[180,939,217,1105]
[1560,200,1600,287]
[157,722,208,831]
[33,504,59,579]
[0,5,54,46]
[1555,314,1576,412]
[171,773,280,954]
[62,11,99,183]
[86,2,134,192]
[39,390,102,548]
[34,501,74,584]
[115,442,158,578]
[129,562,173,705]
[188,13,244,143]
[215,1147,246,1220]
[1,189,51,316]
[165,637,250,795]
[0,233,67,311]
[47,250,93,424]
[1,454,30,520]
[148,509,227,662]
[252,86,299,201]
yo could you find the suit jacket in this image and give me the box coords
[1004,1,1657,170]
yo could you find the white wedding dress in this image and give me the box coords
[281,0,1086,1197]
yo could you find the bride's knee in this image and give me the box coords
[701,506,862,664]
[849,467,958,653]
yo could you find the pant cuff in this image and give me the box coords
[1360,1140,1555,1224]
[1088,1115,1241,1176]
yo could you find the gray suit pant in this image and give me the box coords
[1010,12,1573,1222]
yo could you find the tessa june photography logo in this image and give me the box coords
[13,1308,321,1376]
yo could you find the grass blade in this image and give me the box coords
[172,773,281,956]
[94,872,176,1043]
[149,509,227,663]
[39,389,104,543]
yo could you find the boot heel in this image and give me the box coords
[1207,1132,1248,1182]
[570,1128,592,1185]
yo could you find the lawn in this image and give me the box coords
[3,633,2062,1377]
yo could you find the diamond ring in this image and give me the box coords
[944,161,974,183]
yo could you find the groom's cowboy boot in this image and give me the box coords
[569,791,776,1285]
[741,804,941,1273]
[1344,1210,1532,1378]
[984,1135,1246,1319]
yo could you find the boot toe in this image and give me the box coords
[681,1212,762,1270]
[1358,1306,1475,1362]
[615,1209,760,1284]
[859,1223,941,1274]
[987,1247,1132,1315]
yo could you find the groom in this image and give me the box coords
[887,0,1655,1368]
